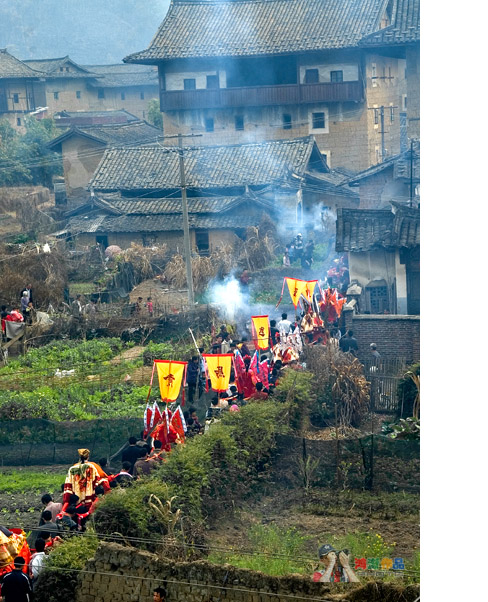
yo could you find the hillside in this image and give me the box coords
[0,0,170,64]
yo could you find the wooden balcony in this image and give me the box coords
[160,81,363,111]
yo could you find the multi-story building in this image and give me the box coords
[0,49,46,130]
[125,0,419,171]
[1,52,159,130]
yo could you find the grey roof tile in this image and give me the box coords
[82,63,158,88]
[90,136,319,191]
[360,0,419,46]
[48,121,164,149]
[125,0,387,61]
[0,48,43,78]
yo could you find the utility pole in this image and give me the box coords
[178,134,195,305]
[380,106,385,162]
[409,139,414,207]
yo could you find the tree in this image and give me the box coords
[147,99,164,130]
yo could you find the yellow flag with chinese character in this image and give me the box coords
[203,354,233,392]
[286,278,308,308]
[304,280,317,302]
[155,360,186,402]
[251,315,270,350]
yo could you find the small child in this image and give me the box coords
[146,297,153,316]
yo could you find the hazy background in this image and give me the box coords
[0,0,170,64]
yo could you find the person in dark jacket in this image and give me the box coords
[186,356,200,404]
[339,330,359,357]
[0,556,32,602]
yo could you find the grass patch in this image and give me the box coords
[208,524,312,576]
[0,468,66,493]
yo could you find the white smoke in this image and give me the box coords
[207,275,249,324]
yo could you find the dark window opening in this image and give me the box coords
[205,117,214,132]
[305,69,319,84]
[96,235,109,249]
[121,91,125,100]
[390,106,394,123]
[13,93,19,103]
[330,70,343,83]
[76,90,81,99]
[98,89,105,99]
[235,115,244,131]
[140,91,145,100]
[60,67,64,72]
[206,75,219,89]
[16,118,21,126]
[66,66,70,72]
[312,112,325,129]
[282,113,292,130]
[374,109,379,124]
[367,285,389,314]
[195,231,210,256]
[184,79,196,90]
[53,91,59,100]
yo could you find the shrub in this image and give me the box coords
[397,363,420,418]
[34,534,98,602]
[273,369,316,432]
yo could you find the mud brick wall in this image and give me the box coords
[342,310,420,364]
[76,542,343,602]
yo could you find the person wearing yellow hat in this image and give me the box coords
[61,449,109,514]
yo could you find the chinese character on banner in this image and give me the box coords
[251,316,270,350]
[367,558,380,570]
[203,354,233,392]
[155,360,186,402]
[380,557,393,570]
[354,558,367,570]
[392,557,405,570]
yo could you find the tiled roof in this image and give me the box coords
[347,140,420,184]
[90,136,321,191]
[335,206,419,252]
[360,0,419,46]
[82,64,158,88]
[23,56,96,78]
[98,194,268,215]
[47,121,164,150]
[53,110,140,127]
[0,49,43,79]
[68,212,262,234]
[125,0,387,61]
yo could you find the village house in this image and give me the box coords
[124,0,419,171]
[62,136,358,252]
[47,118,164,201]
[335,204,419,315]
[0,49,46,130]
[346,139,420,209]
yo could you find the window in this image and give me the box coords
[16,118,21,126]
[282,113,292,130]
[205,117,214,132]
[312,112,325,129]
[60,67,64,72]
[76,90,81,99]
[402,95,408,110]
[374,108,379,125]
[53,91,59,100]
[184,78,196,90]
[234,115,244,131]
[140,91,145,100]
[371,63,377,87]
[366,283,389,314]
[304,69,319,84]
[98,89,105,99]
[390,105,394,123]
[330,70,343,83]
[13,93,19,103]
[121,91,125,100]
[66,66,70,72]
[206,75,219,89]
[195,230,210,255]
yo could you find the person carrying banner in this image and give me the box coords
[61,449,109,513]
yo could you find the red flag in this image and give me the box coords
[171,407,186,440]
[143,402,153,438]
[150,401,162,429]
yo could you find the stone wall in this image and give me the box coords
[76,542,419,602]
[77,542,343,602]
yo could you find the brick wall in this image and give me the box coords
[76,542,419,602]
[342,310,419,365]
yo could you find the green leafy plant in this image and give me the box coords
[385,418,420,440]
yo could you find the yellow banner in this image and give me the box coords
[286,278,308,308]
[155,360,186,402]
[252,315,270,350]
[203,354,233,392]
[304,280,318,302]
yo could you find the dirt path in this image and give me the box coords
[110,345,145,365]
